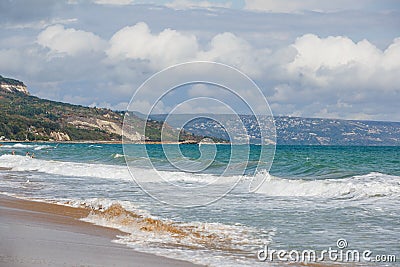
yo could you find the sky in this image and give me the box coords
[0,0,399,121]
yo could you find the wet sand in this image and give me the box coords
[0,195,202,267]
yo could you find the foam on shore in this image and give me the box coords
[0,194,200,267]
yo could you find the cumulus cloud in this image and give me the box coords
[37,24,106,56]
[198,32,270,77]
[287,34,400,89]
[107,22,268,76]
[107,22,199,68]
[108,23,400,95]
[289,34,381,71]
[244,0,376,13]
[3,16,399,120]
[32,22,399,120]
[267,34,400,120]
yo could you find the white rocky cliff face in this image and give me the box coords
[0,75,29,94]
[0,83,29,94]
[50,131,71,141]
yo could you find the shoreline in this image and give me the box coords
[2,141,399,147]
[0,140,230,145]
[0,140,123,144]
[0,194,202,267]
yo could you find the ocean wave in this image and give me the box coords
[0,154,132,180]
[0,155,237,184]
[255,172,400,199]
[2,155,398,200]
[0,143,55,150]
[69,198,273,267]
[0,194,274,267]
[112,153,125,158]
[88,144,102,148]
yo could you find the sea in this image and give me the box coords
[0,143,399,266]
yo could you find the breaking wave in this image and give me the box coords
[0,155,132,181]
[112,153,124,158]
[256,172,400,199]
[64,198,274,267]
[1,155,399,200]
[0,155,237,184]
[0,143,56,150]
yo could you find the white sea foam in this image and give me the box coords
[255,172,400,199]
[74,198,273,267]
[1,152,399,266]
[0,192,273,267]
[0,155,237,184]
[88,144,103,148]
[0,155,132,181]
[2,155,399,200]
[0,143,55,150]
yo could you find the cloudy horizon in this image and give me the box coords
[1,0,399,121]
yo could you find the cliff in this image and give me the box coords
[0,75,29,95]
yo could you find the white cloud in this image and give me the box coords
[382,37,400,70]
[105,22,400,119]
[166,0,231,10]
[266,34,400,120]
[289,34,381,71]
[107,23,400,92]
[198,32,270,77]
[37,24,106,56]
[107,22,199,68]
[244,0,374,13]
[287,34,400,89]
[6,17,399,120]
[107,22,268,77]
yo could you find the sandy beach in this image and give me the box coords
[0,195,202,267]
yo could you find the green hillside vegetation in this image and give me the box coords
[0,90,122,141]
[0,76,222,142]
[0,75,25,86]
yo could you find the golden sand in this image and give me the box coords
[0,195,202,267]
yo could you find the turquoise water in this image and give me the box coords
[0,143,399,266]
[4,143,398,176]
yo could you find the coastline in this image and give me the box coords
[0,140,230,145]
[0,194,202,267]
[0,140,123,144]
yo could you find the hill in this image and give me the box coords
[149,114,400,146]
[2,75,399,145]
[0,75,29,94]
[0,75,209,142]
